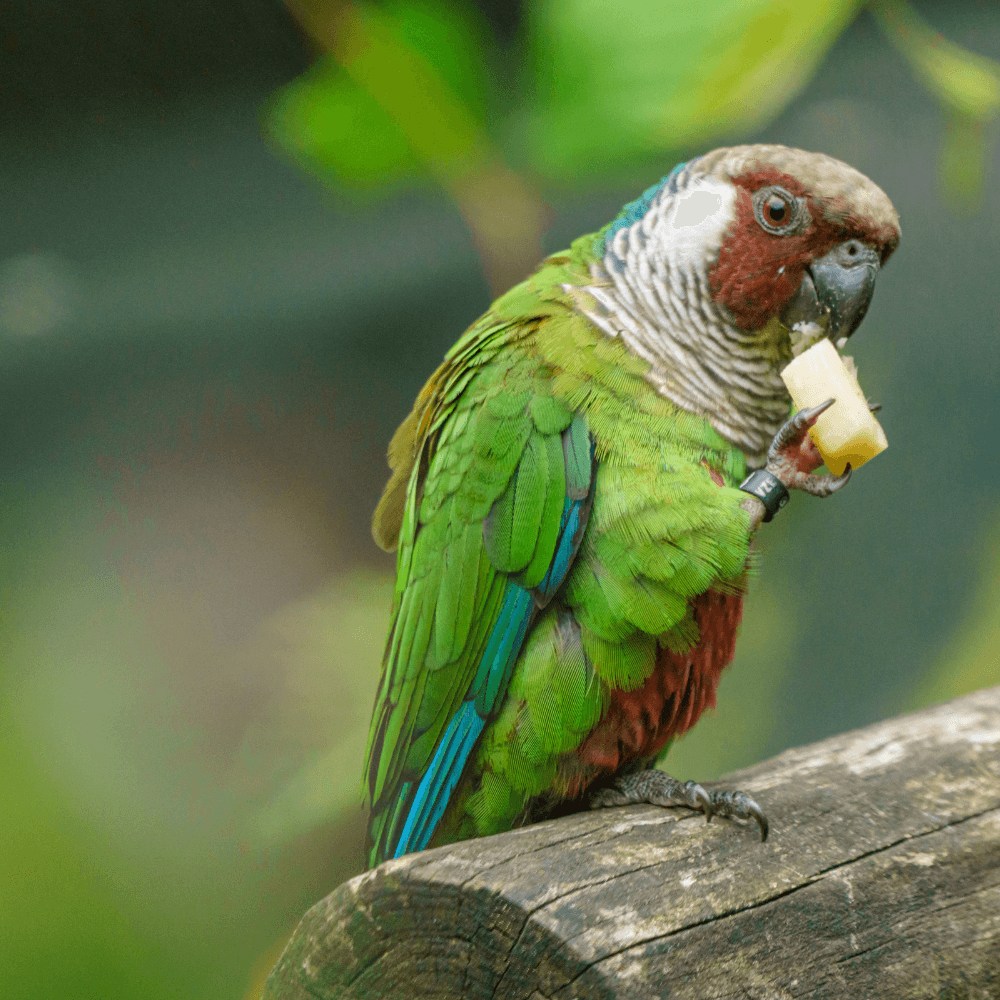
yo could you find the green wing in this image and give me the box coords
[364,303,594,867]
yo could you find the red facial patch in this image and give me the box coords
[709,167,899,331]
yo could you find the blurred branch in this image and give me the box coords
[280,0,547,295]
[873,0,1000,207]
[264,687,1000,1000]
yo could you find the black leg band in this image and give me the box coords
[739,470,789,522]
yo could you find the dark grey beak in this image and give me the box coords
[781,239,880,341]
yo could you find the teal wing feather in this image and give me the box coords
[365,312,595,867]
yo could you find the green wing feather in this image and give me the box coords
[365,293,583,866]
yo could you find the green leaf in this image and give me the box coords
[265,0,490,192]
[521,0,861,181]
[267,57,420,190]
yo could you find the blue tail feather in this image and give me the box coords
[536,498,583,602]
[473,583,534,715]
[392,701,484,858]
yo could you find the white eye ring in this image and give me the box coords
[752,186,808,236]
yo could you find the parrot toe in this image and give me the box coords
[796,463,852,498]
[589,769,768,841]
[764,400,853,499]
[767,397,835,460]
[705,788,769,842]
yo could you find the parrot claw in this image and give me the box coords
[764,400,853,500]
[705,789,769,842]
[589,769,767,842]
[689,780,714,823]
[767,398,879,461]
[767,398,835,463]
[798,462,852,497]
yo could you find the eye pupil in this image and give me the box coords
[756,188,799,233]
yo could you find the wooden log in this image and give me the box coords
[264,687,1000,999]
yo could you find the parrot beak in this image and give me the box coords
[781,239,880,343]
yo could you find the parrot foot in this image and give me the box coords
[589,769,769,842]
[766,398,852,498]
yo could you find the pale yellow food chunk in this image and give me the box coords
[780,338,887,475]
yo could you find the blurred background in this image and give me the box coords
[2,0,999,996]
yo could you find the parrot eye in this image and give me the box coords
[765,195,790,225]
[752,186,806,236]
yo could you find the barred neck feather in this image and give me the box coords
[566,163,793,468]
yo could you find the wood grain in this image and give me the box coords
[265,687,1000,999]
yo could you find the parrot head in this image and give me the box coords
[694,144,899,344]
[580,144,900,463]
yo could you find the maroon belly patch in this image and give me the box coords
[575,588,744,778]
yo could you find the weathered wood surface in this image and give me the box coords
[265,687,1000,999]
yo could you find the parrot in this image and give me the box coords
[363,144,899,868]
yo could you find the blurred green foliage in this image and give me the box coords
[246,573,394,845]
[270,0,490,189]
[524,0,860,179]
[0,485,386,999]
[270,0,1000,199]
